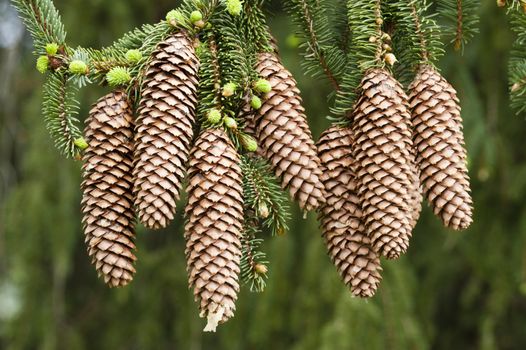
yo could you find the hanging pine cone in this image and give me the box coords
[318,126,382,297]
[185,128,243,332]
[81,90,136,288]
[352,68,418,259]
[251,52,325,212]
[408,65,473,230]
[133,32,199,230]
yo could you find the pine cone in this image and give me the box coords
[252,52,325,212]
[185,128,243,332]
[318,126,382,297]
[81,90,136,288]
[133,32,199,229]
[352,68,417,259]
[408,65,473,230]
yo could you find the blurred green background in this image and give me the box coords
[1,1,526,349]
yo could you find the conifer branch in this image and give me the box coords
[242,0,272,52]
[411,3,430,62]
[12,0,67,53]
[240,224,268,292]
[329,0,385,122]
[241,156,289,236]
[285,0,346,89]
[42,73,82,157]
[436,0,479,52]
[388,0,443,84]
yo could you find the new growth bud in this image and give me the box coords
[226,0,243,16]
[36,56,49,74]
[68,60,88,75]
[74,137,89,150]
[254,263,268,275]
[251,95,262,110]
[207,109,222,124]
[384,53,397,66]
[240,134,258,152]
[45,43,59,56]
[224,116,238,129]
[222,82,237,97]
[258,202,269,219]
[190,10,203,23]
[254,79,272,94]
[125,49,142,64]
[166,9,186,26]
[106,67,132,86]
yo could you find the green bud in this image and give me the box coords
[207,109,222,124]
[68,60,88,75]
[222,82,237,97]
[36,56,49,74]
[254,79,272,94]
[224,116,238,129]
[258,202,269,219]
[74,137,89,150]
[226,0,243,16]
[251,95,262,110]
[45,43,59,55]
[190,10,203,23]
[125,49,142,64]
[106,67,132,86]
[166,9,186,25]
[240,134,258,152]
[254,263,268,275]
[286,34,301,48]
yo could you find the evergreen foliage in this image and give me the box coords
[41,72,82,156]
[436,0,479,51]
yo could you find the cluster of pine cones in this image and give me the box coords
[80,32,324,331]
[318,67,473,297]
[80,30,472,330]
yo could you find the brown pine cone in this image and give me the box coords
[351,68,418,259]
[252,51,325,212]
[318,126,382,297]
[408,65,473,230]
[81,90,136,288]
[133,32,199,230]
[184,128,243,332]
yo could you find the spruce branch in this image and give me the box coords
[388,0,444,84]
[12,0,67,54]
[436,0,479,51]
[42,73,82,157]
[242,0,272,52]
[241,156,289,236]
[285,0,346,89]
[329,0,385,122]
[240,223,268,292]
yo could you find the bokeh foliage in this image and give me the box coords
[1,0,526,349]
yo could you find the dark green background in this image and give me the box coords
[1,1,525,349]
